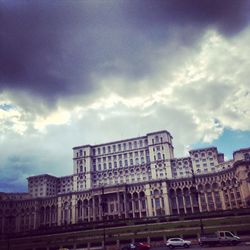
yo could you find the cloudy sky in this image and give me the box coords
[0,0,250,192]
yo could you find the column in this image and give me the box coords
[219,189,226,210]
[71,194,76,224]
[88,200,91,222]
[227,189,232,209]
[198,193,202,212]
[138,198,142,218]
[175,194,180,214]
[190,189,194,213]
[132,198,135,218]
[204,192,209,212]
[182,191,187,214]
[162,182,171,215]
[117,192,121,217]
[93,197,96,221]
[145,184,153,217]
[211,192,217,210]
[99,195,102,220]
[57,197,62,226]
[123,191,128,218]
[233,188,239,208]
[49,206,52,226]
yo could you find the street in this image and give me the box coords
[152,242,250,250]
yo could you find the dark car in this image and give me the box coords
[122,242,150,250]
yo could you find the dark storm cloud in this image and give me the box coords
[127,0,250,36]
[0,0,249,106]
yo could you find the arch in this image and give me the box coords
[212,183,219,190]
[205,183,211,190]
[198,184,203,191]
[154,189,160,196]
[133,192,138,199]
[139,191,145,198]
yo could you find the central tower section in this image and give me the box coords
[72,130,174,191]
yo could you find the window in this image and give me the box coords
[118,144,121,151]
[129,142,132,149]
[135,158,139,165]
[108,146,111,153]
[123,143,127,150]
[157,152,161,160]
[134,141,137,149]
[102,147,106,154]
[113,145,116,152]
[141,157,145,164]
[155,136,159,143]
[125,159,128,167]
[98,148,101,155]
[109,162,112,169]
[114,162,117,168]
[139,140,143,147]
[130,159,133,166]
[244,153,250,160]
[119,161,122,167]
[103,163,107,170]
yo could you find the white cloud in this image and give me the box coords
[1,28,250,191]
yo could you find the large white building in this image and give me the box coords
[27,130,233,198]
[1,130,250,235]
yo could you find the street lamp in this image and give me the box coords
[191,167,204,235]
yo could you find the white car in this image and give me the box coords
[166,238,191,248]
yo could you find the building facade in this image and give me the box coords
[0,130,250,234]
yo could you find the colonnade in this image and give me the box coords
[1,163,249,234]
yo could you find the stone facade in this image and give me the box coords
[0,130,250,234]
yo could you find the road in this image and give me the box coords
[152,242,250,250]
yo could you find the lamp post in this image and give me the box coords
[191,168,204,235]
[101,186,106,250]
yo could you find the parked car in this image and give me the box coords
[199,231,240,246]
[135,242,151,250]
[122,243,136,250]
[122,242,150,250]
[166,238,191,248]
